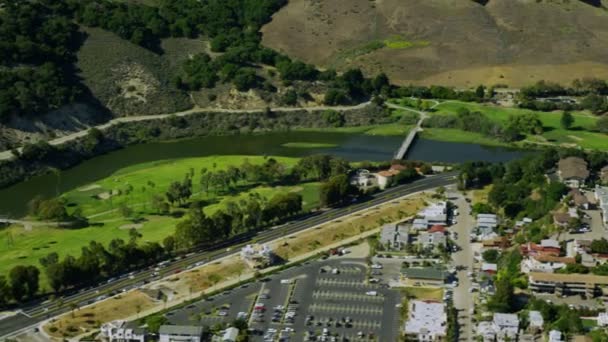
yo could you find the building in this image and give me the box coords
[413,218,429,230]
[159,325,203,342]
[241,244,274,268]
[418,202,448,226]
[376,170,399,190]
[597,312,608,327]
[476,313,520,342]
[493,313,520,341]
[521,255,575,274]
[477,214,498,230]
[100,321,146,342]
[418,231,447,249]
[350,169,377,188]
[481,263,497,275]
[528,311,544,333]
[212,327,239,342]
[548,330,563,342]
[404,300,447,341]
[557,157,589,188]
[569,188,589,209]
[601,165,608,185]
[595,186,608,227]
[401,267,448,287]
[528,272,608,298]
[380,223,410,250]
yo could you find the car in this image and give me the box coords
[280,279,293,284]
[371,264,383,269]
[260,294,270,299]
[369,278,379,283]
[365,291,378,296]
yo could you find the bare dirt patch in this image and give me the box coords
[262,0,608,87]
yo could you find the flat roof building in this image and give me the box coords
[529,272,608,298]
[159,325,204,342]
[404,300,447,342]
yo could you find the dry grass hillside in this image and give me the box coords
[262,0,608,87]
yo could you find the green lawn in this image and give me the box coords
[400,287,444,301]
[297,123,412,136]
[3,155,323,290]
[281,142,337,148]
[416,100,606,149]
[420,128,509,147]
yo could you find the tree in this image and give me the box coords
[488,275,515,312]
[9,265,39,301]
[475,85,485,99]
[163,235,176,254]
[319,174,358,207]
[597,116,608,134]
[0,276,9,307]
[482,249,500,263]
[146,315,167,334]
[560,111,574,129]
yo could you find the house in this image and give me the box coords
[569,188,589,209]
[241,244,274,268]
[521,255,575,274]
[528,311,544,333]
[493,313,520,341]
[428,225,446,234]
[477,313,520,342]
[418,231,447,249]
[159,325,204,342]
[401,267,448,287]
[375,170,399,190]
[541,239,560,250]
[100,320,146,342]
[477,214,498,230]
[481,263,497,275]
[413,218,429,230]
[597,312,608,327]
[350,169,377,188]
[595,186,608,227]
[600,165,608,184]
[553,212,571,227]
[528,272,608,298]
[557,157,589,188]
[418,202,448,226]
[213,327,239,342]
[404,300,447,342]
[380,223,410,250]
[521,242,561,257]
[548,330,563,342]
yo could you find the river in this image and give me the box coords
[0,131,527,217]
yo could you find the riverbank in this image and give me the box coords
[0,103,389,190]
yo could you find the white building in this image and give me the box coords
[596,186,608,227]
[100,320,146,342]
[159,325,203,342]
[477,214,499,230]
[548,330,563,342]
[528,311,544,332]
[416,202,448,227]
[350,169,377,188]
[598,312,608,327]
[418,231,446,249]
[380,223,410,250]
[212,327,239,342]
[404,300,447,341]
[413,218,429,230]
[241,244,274,268]
[477,313,520,342]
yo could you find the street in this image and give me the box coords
[449,189,475,342]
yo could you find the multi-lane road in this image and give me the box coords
[0,172,457,339]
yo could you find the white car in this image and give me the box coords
[365,291,378,296]
[280,279,293,284]
[371,264,383,269]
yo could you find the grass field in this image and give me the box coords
[424,101,606,150]
[1,155,324,290]
[400,287,444,301]
[297,123,412,136]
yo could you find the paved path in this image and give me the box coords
[0,102,371,161]
[386,102,428,159]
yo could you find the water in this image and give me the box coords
[0,131,527,217]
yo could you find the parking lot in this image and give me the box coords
[163,258,401,341]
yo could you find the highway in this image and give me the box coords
[0,172,457,339]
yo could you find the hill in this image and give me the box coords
[261,0,608,87]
